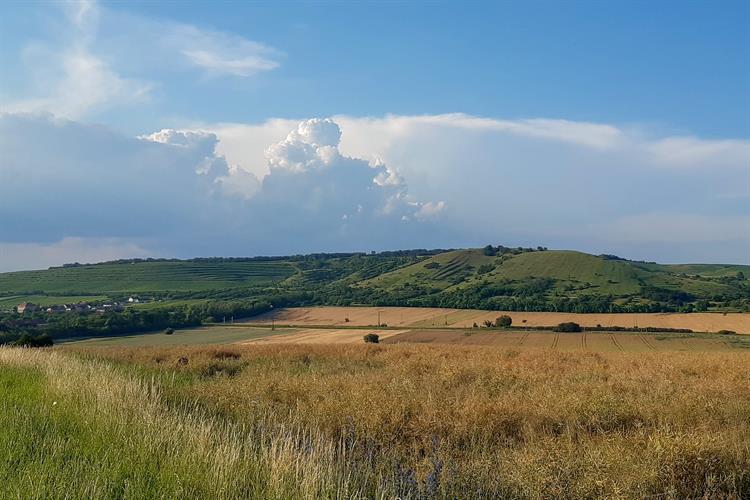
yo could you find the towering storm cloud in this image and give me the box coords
[0,114,445,270]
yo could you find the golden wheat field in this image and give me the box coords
[243,306,750,333]
[53,343,750,498]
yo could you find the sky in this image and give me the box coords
[0,0,748,271]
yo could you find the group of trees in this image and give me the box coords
[482,245,548,257]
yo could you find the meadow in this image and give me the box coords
[2,344,749,498]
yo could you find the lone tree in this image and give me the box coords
[496,315,512,328]
[363,333,380,344]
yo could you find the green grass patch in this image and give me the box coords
[0,294,108,310]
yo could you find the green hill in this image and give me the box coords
[0,248,748,313]
[357,248,749,312]
[0,260,295,295]
[363,249,744,295]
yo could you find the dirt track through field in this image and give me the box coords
[550,333,560,350]
[242,307,750,334]
[516,332,529,347]
[609,334,623,351]
[639,334,657,351]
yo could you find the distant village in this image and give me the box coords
[14,297,147,315]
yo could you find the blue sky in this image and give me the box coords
[0,0,748,270]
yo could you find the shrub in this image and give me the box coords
[33,334,53,347]
[496,315,512,328]
[482,320,493,328]
[11,333,53,348]
[164,328,175,335]
[477,264,494,275]
[363,333,379,344]
[718,330,736,335]
[554,322,582,332]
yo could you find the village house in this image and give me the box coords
[16,302,39,314]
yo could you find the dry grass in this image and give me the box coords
[70,343,750,498]
[244,307,750,334]
[0,347,368,498]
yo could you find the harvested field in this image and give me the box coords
[384,330,745,352]
[244,306,750,333]
[60,325,290,347]
[245,306,456,328]
[243,328,408,344]
[441,310,750,333]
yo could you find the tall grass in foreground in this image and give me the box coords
[0,347,371,499]
[3,344,750,498]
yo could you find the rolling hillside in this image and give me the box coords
[1,248,748,313]
[361,249,746,297]
[355,248,749,312]
[0,260,295,295]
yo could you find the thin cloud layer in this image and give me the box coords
[0,0,282,119]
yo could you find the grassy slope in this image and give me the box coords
[361,249,749,298]
[360,249,495,290]
[0,260,295,294]
[0,294,108,309]
[0,250,747,306]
